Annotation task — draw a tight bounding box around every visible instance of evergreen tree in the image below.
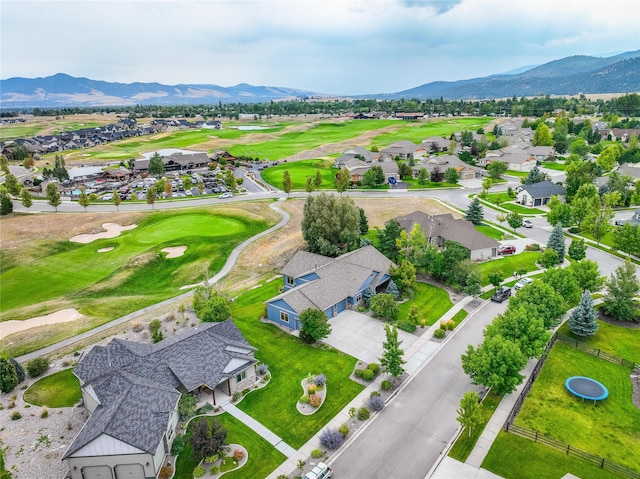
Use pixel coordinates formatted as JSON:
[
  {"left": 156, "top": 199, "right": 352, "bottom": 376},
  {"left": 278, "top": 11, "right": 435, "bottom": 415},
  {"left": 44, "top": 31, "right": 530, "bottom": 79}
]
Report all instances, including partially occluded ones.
[
  {"left": 0, "top": 191, "right": 13, "bottom": 215},
  {"left": 569, "top": 290, "right": 598, "bottom": 337},
  {"left": 0, "top": 355, "right": 19, "bottom": 393},
  {"left": 547, "top": 223, "right": 565, "bottom": 263},
  {"left": 282, "top": 170, "right": 292, "bottom": 196},
  {"left": 464, "top": 197, "right": 484, "bottom": 225},
  {"left": 359, "top": 207, "right": 369, "bottom": 234},
  {"left": 9, "top": 358, "right": 25, "bottom": 384},
  {"left": 377, "top": 220, "right": 402, "bottom": 261},
  {"left": 567, "top": 238, "right": 586, "bottom": 261},
  {"left": 305, "top": 176, "right": 313, "bottom": 193},
  {"left": 362, "top": 285, "right": 375, "bottom": 306},
  {"left": 524, "top": 166, "right": 547, "bottom": 184},
  {"left": 379, "top": 324, "right": 405, "bottom": 381},
  {"left": 148, "top": 152, "right": 165, "bottom": 176},
  {"left": 51, "top": 155, "right": 70, "bottom": 182},
  {"left": 386, "top": 279, "right": 400, "bottom": 300}
]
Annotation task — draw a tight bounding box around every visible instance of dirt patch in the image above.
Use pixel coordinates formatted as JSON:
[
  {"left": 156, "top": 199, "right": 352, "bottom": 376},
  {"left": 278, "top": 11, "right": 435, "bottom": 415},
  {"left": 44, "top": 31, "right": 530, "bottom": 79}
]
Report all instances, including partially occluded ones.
[
  {"left": 162, "top": 246, "right": 187, "bottom": 258},
  {"left": 0, "top": 308, "right": 83, "bottom": 338},
  {"left": 70, "top": 223, "right": 137, "bottom": 243}
]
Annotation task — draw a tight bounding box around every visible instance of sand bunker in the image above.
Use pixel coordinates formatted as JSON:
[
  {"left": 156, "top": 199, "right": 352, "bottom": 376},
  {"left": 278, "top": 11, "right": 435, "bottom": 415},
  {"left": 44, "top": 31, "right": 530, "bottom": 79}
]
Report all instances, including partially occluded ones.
[
  {"left": 97, "top": 246, "right": 114, "bottom": 253},
  {"left": 70, "top": 223, "right": 137, "bottom": 244},
  {"left": 162, "top": 246, "right": 187, "bottom": 258},
  {"left": 0, "top": 308, "right": 83, "bottom": 338}
]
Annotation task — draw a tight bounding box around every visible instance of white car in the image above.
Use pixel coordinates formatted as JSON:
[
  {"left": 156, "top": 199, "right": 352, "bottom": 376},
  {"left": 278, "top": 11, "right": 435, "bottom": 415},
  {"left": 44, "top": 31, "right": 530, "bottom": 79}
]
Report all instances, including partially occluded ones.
[
  {"left": 514, "top": 277, "right": 533, "bottom": 290},
  {"left": 523, "top": 219, "right": 533, "bottom": 228},
  {"left": 304, "top": 463, "right": 332, "bottom": 479},
  {"left": 219, "top": 192, "right": 233, "bottom": 199}
]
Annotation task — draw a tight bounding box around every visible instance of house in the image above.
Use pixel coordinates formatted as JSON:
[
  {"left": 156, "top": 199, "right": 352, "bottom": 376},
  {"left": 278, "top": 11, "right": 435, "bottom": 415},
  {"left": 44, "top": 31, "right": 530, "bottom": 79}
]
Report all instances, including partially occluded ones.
[
  {"left": 394, "top": 211, "right": 498, "bottom": 260},
  {"left": 412, "top": 155, "right": 484, "bottom": 181},
  {"left": 618, "top": 162, "right": 640, "bottom": 181},
  {"left": 381, "top": 140, "right": 419, "bottom": 160},
  {"left": 421, "top": 136, "right": 449, "bottom": 153},
  {"left": 133, "top": 152, "right": 210, "bottom": 172},
  {"left": 63, "top": 320, "right": 257, "bottom": 479},
  {"left": 265, "top": 246, "right": 394, "bottom": 330},
  {"left": 333, "top": 146, "right": 378, "bottom": 168},
  {"left": 615, "top": 207, "right": 640, "bottom": 227},
  {"left": 516, "top": 181, "right": 567, "bottom": 207},
  {"left": 485, "top": 148, "right": 536, "bottom": 172}
]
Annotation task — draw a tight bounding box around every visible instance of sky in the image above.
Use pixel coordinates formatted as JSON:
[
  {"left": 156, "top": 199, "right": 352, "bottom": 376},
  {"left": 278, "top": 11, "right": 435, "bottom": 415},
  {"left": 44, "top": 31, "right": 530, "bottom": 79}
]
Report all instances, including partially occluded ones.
[{"left": 1, "top": 0, "right": 639, "bottom": 95}]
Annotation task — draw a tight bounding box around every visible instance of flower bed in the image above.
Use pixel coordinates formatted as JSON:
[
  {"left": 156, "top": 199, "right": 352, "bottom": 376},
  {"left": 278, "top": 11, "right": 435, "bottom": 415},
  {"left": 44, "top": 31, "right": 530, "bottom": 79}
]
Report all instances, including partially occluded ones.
[{"left": 297, "top": 373, "right": 327, "bottom": 415}]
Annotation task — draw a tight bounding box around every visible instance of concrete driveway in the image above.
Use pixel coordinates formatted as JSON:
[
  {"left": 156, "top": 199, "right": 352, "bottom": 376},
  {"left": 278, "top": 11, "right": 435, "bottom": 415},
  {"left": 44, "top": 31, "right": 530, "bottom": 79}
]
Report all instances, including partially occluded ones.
[{"left": 323, "top": 310, "right": 419, "bottom": 364}]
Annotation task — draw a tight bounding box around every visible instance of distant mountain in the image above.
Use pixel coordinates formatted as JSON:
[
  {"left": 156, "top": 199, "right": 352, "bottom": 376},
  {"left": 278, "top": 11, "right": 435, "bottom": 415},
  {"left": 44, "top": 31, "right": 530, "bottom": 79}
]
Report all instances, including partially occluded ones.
[
  {"left": 375, "top": 51, "right": 640, "bottom": 100},
  {"left": 0, "top": 73, "right": 320, "bottom": 108},
  {"left": 1, "top": 51, "right": 639, "bottom": 108}
]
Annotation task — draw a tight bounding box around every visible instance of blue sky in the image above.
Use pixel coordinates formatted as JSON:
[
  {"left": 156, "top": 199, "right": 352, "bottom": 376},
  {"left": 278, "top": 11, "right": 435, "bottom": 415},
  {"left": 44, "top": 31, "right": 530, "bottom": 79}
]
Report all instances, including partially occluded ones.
[{"left": 1, "top": 0, "right": 639, "bottom": 95}]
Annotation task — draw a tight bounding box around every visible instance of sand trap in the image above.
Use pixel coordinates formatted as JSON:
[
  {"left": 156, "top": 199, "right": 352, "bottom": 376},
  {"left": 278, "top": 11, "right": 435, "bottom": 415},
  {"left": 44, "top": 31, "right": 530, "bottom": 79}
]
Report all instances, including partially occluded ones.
[
  {"left": 0, "top": 308, "right": 83, "bottom": 338},
  {"left": 162, "top": 246, "right": 187, "bottom": 258},
  {"left": 70, "top": 223, "right": 137, "bottom": 244},
  {"left": 97, "top": 246, "right": 114, "bottom": 253}
]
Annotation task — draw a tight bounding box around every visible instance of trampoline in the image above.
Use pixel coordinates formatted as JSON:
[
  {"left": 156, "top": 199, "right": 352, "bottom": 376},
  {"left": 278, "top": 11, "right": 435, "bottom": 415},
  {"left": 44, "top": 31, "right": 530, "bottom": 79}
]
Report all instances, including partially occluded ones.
[{"left": 565, "top": 376, "right": 608, "bottom": 404}]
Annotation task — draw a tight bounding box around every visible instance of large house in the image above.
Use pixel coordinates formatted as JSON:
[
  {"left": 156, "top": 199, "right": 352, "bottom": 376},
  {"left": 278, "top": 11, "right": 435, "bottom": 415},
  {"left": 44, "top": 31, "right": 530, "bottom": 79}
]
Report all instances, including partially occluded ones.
[
  {"left": 133, "top": 151, "right": 210, "bottom": 173},
  {"left": 63, "top": 320, "right": 257, "bottom": 479},
  {"left": 394, "top": 211, "right": 498, "bottom": 260},
  {"left": 265, "top": 246, "right": 394, "bottom": 330},
  {"left": 516, "top": 181, "right": 567, "bottom": 207}
]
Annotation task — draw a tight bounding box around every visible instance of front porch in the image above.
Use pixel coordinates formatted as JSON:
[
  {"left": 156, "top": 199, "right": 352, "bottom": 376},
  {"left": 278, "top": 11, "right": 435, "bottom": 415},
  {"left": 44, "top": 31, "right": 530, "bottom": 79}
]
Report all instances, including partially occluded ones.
[{"left": 195, "top": 382, "right": 232, "bottom": 409}]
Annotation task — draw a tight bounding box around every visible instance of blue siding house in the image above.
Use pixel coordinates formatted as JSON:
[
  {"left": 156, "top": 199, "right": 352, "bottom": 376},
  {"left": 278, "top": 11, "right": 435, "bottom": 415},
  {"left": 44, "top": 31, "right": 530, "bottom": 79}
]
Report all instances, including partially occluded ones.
[{"left": 265, "top": 245, "right": 394, "bottom": 331}]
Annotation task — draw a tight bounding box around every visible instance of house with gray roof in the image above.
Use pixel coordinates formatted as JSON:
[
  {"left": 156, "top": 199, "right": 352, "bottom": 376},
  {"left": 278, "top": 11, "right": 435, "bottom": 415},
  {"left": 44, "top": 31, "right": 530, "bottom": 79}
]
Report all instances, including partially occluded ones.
[
  {"left": 516, "top": 180, "right": 567, "bottom": 207},
  {"left": 381, "top": 140, "right": 419, "bottom": 160},
  {"left": 133, "top": 151, "right": 210, "bottom": 172},
  {"left": 265, "top": 246, "right": 394, "bottom": 330},
  {"left": 63, "top": 320, "right": 257, "bottom": 479},
  {"left": 394, "top": 211, "right": 498, "bottom": 260}
]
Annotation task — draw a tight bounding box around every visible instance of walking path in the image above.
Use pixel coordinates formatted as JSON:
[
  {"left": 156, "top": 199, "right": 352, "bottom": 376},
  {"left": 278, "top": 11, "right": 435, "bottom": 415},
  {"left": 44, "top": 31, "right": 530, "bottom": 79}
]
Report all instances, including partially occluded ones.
[{"left": 15, "top": 200, "right": 290, "bottom": 363}]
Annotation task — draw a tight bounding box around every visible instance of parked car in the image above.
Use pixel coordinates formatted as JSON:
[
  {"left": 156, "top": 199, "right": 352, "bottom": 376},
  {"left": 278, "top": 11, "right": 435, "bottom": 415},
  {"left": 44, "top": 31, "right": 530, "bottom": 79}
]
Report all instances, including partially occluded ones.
[
  {"left": 304, "top": 463, "right": 332, "bottom": 479},
  {"left": 523, "top": 219, "right": 533, "bottom": 228},
  {"left": 514, "top": 277, "right": 534, "bottom": 290},
  {"left": 490, "top": 286, "right": 512, "bottom": 303},
  {"left": 219, "top": 192, "right": 233, "bottom": 199},
  {"left": 498, "top": 245, "right": 516, "bottom": 255}
]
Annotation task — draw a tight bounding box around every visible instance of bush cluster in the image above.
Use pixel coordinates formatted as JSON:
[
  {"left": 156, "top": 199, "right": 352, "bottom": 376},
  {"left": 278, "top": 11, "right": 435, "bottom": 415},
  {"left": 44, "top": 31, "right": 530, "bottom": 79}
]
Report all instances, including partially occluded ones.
[
  {"left": 308, "top": 394, "right": 322, "bottom": 407},
  {"left": 233, "top": 449, "right": 245, "bottom": 460},
  {"left": 299, "top": 395, "right": 310, "bottom": 404},
  {"left": 397, "top": 320, "right": 417, "bottom": 333},
  {"left": 310, "top": 449, "right": 324, "bottom": 459},
  {"left": 26, "top": 357, "right": 49, "bottom": 378},
  {"left": 338, "top": 424, "right": 349, "bottom": 438},
  {"left": 434, "top": 328, "right": 446, "bottom": 339},
  {"left": 170, "top": 435, "right": 187, "bottom": 456},
  {"left": 307, "top": 384, "right": 316, "bottom": 395},
  {"left": 313, "top": 373, "right": 326, "bottom": 387},
  {"left": 357, "top": 406, "right": 370, "bottom": 420},
  {"left": 381, "top": 380, "right": 392, "bottom": 391},
  {"left": 524, "top": 243, "right": 541, "bottom": 251},
  {"left": 193, "top": 465, "right": 206, "bottom": 478},
  {"left": 368, "top": 395, "right": 385, "bottom": 412},
  {"left": 319, "top": 428, "right": 344, "bottom": 450},
  {"left": 149, "top": 319, "right": 163, "bottom": 343}
]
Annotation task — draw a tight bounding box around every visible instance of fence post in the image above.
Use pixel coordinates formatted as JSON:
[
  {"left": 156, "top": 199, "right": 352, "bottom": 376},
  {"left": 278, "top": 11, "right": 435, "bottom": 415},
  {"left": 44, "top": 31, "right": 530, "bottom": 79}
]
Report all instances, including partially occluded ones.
[
  {"left": 566, "top": 444, "right": 570, "bottom": 455},
  {"left": 597, "top": 349, "right": 600, "bottom": 357},
  {"left": 535, "top": 431, "right": 538, "bottom": 442},
  {"left": 601, "top": 458, "right": 605, "bottom": 468}
]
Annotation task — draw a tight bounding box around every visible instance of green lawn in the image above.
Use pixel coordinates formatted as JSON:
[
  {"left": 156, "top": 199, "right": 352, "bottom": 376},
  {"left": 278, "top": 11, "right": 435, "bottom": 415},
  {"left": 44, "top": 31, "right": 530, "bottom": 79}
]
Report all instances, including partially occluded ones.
[
  {"left": 514, "top": 342, "right": 640, "bottom": 472},
  {"left": 230, "top": 280, "right": 364, "bottom": 449},
  {"left": 449, "top": 392, "right": 502, "bottom": 462},
  {"left": 557, "top": 320, "right": 640, "bottom": 365},
  {"left": 541, "top": 161, "right": 567, "bottom": 171},
  {"left": 505, "top": 170, "right": 529, "bottom": 177},
  {"left": 475, "top": 224, "right": 507, "bottom": 240},
  {"left": 482, "top": 431, "right": 626, "bottom": 479},
  {"left": 0, "top": 206, "right": 275, "bottom": 357},
  {"left": 23, "top": 369, "right": 81, "bottom": 408},
  {"left": 577, "top": 230, "right": 616, "bottom": 248},
  {"left": 174, "top": 413, "right": 285, "bottom": 479},
  {"left": 449, "top": 309, "right": 468, "bottom": 328},
  {"left": 370, "top": 118, "right": 489, "bottom": 146},
  {"left": 477, "top": 252, "right": 542, "bottom": 286},
  {"left": 397, "top": 281, "right": 453, "bottom": 326},
  {"left": 260, "top": 159, "right": 335, "bottom": 190},
  {"left": 480, "top": 195, "right": 544, "bottom": 215}
]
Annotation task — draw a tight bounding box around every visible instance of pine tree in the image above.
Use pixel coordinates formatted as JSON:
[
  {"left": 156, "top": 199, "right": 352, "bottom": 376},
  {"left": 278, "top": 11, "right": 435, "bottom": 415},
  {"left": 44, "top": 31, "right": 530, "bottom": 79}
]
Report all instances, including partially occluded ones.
[
  {"left": 282, "top": 170, "right": 292, "bottom": 196},
  {"left": 362, "top": 285, "right": 375, "bottom": 306},
  {"left": 569, "top": 290, "right": 598, "bottom": 337},
  {"left": 386, "top": 279, "right": 400, "bottom": 300},
  {"left": 547, "top": 223, "right": 565, "bottom": 263},
  {"left": 464, "top": 197, "right": 484, "bottom": 225},
  {"left": 0, "top": 355, "right": 19, "bottom": 393},
  {"left": 359, "top": 207, "right": 369, "bottom": 235}
]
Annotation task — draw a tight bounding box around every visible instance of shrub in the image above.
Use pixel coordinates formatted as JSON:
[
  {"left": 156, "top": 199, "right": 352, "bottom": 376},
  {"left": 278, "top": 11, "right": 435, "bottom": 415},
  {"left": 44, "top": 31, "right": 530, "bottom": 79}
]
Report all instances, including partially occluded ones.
[
  {"left": 367, "top": 363, "right": 380, "bottom": 375},
  {"left": 40, "top": 406, "right": 49, "bottom": 418},
  {"left": 257, "top": 363, "right": 269, "bottom": 375},
  {"left": 310, "top": 449, "right": 324, "bottom": 459},
  {"left": 178, "top": 393, "right": 197, "bottom": 420},
  {"left": 319, "top": 428, "right": 344, "bottom": 450},
  {"left": 440, "top": 320, "right": 448, "bottom": 329},
  {"left": 149, "top": 319, "right": 163, "bottom": 343},
  {"left": 354, "top": 368, "right": 365, "bottom": 378},
  {"left": 308, "top": 394, "right": 322, "bottom": 407},
  {"left": 370, "top": 390, "right": 380, "bottom": 397},
  {"left": 299, "top": 395, "right": 310, "bottom": 404},
  {"left": 205, "top": 454, "right": 219, "bottom": 463},
  {"left": 357, "top": 406, "right": 370, "bottom": 420},
  {"left": 26, "top": 357, "right": 49, "bottom": 378},
  {"left": 263, "top": 372, "right": 271, "bottom": 382},
  {"left": 368, "top": 395, "right": 385, "bottom": 412},
  {"left": 524, "top": 243, "right": 541, "bottom": 251},
  {"left": 232, "top": 392, "right": 242, "bottom": 402},
  {"left": 307, "top": 384, "right": 316, "bottom": 395},
  {"left": 381, "top": 380, "right": 392, "bottom": 391},
  {"left": 158, "top": 466, "right": 173, "bottom": 479},
  {"left": 170, "top": 435, "right": 187, "bottom": 456},
  {"left": 446, "top": 320, "right": 455, "bottom": 330},
  {"left": 362, "top": 369, "right": 374, "bottom": 381},
  {"left": 397, "top": 320, "right": 417, "bottom": 333},
  {"left": 338, "top": 424, "right": 349, "bottom": 438},
  {"left": 210, "top": 465, "right": 220, "bottom": 475},
  {"left": 132, "top": 321, "right": 144, "bottom": 333},
  {"left": 10, "top": 358, "right": 25, "bottom": 384},
  {"left": 313, "top": 373, "right": 326, "bottom": 387},
  {"left": 11, "top": 411, "right": 21, "bottom": 420},
  {"left": 348, "top": 407, "right": 356, "bottom": 418},
  {"left": 193, "top": 465, "right": 206, "bottom": 478},
  {"left": 434, "top": 328, "right": 446, "bottom": 339},
  {"left": 233, "top": 449, "right": 245, "bottom": 460},
  {"left": 568, "top": 227, "right": 580, "bottom": 234}
]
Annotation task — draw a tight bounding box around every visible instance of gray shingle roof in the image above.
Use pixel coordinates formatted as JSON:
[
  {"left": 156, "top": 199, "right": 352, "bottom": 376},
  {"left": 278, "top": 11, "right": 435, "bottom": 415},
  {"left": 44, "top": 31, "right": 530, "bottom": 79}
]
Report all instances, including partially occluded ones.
[
  {"left": 520, "top": 180, "right": 566, "bottom": 198},
  {"left": 67, "top": 320, "right": 256, "bottom": 458}
]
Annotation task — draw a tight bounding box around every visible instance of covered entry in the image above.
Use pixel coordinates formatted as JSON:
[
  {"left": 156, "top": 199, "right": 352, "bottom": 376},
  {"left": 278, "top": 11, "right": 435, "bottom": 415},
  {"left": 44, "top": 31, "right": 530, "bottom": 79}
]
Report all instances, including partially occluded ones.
[{"left": 114, "top": 464, "right": 145, "bottom": 479}]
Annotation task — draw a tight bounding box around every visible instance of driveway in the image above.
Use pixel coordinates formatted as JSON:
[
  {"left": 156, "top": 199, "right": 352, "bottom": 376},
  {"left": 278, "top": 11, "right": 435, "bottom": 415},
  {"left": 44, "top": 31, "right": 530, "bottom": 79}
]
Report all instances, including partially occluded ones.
[{"left": 323, "top": 310, "right": 419, "bottom": 364}]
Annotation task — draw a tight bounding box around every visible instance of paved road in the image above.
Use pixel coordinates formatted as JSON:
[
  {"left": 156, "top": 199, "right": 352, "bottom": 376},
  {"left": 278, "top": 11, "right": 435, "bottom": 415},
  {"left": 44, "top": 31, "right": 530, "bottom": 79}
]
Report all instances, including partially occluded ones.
[{"left": 331, "top": 299, "right": 508, "bottom": 479}]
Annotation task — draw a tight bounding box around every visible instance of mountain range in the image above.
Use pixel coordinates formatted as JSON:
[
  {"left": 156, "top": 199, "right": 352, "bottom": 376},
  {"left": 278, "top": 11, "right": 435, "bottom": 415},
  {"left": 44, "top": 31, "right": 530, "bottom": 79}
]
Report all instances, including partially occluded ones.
[{"left": 1, "top": 51, "right": 639, "bottom": 109}]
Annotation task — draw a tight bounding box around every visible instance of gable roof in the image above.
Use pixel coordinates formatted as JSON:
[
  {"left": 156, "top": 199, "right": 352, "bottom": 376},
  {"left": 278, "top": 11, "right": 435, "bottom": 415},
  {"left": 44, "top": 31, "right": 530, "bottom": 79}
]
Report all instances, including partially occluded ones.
[
  {"left": 395, "top": 211, "right": 499, "bottom": 251},
  {"left": 66, "top": 320, "right": 256, "bottom": 458},
  {"left": 520, "top": 180, "right": 566, "bottom": 199},
  {"left": 270, "top": 245, "right": 393, "bottom": 313}
]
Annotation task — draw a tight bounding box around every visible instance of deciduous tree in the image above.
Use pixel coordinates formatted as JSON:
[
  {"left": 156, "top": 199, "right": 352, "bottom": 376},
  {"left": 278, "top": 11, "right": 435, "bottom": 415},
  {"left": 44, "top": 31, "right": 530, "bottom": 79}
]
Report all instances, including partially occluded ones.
[
  {"left": 509, "top": 281, "right": 566, "bottom": 329},
  {"left": 313, "top": 169, "right": 323, "bottom": 189},
  {"left": 282, "top": 170, "right": 292, "bottom": 196},
  {"left": 46, "top": 182, "right": 61, "bottom": 211},
  {"left": 444, "top": 167, "right": 459, "bottom": 184},
  {"left": 78, "top": 187, "right": 90, "bottom": 212},
  {"left": 524, "top": 166, "right": 547, "bottom": 185},
  {"left": 193, "top": 286, "right": 231, "bottom": 323},
  {"left": 567, "top": 238, "right": 586, "bottom": 261},
  {"left": 20, "top": 187, "right": 32, "bottom": 209},
  {"left": 389, "top": 260, "right": 416, "bottom": 296},
  {"left": 532, "top": 123, "right": 554, "bottom": 146},
  {"left": 377, "top": 220, "right": 402, "bottom": 261},
  {"left": 613, "top": 223, "right": 640, "bottom": 257},
  {"left": 506, "top": 211, "right": 523, "bottom": 233},
  {"left": 417, "top": 168, "right": 429, "bottom": 185},
  {"left": 188, "top": 418, "right": 227, "bottom": 461},
  {"left": 379, "top": 324, "right": 405, "bottom": 380},
  {"left": 334, "top": 167, "right": 350, "bottom": 193},
  {"left": 148, "top": 152, "right": 165, "bottom": 176},
  {"left": 457, "top": 391, "right": 483, "bottom": 437},
  {"left": 568, "top": 260, "right": 605, "bottom": 293},
  {"left": 369, "top": 293, "right": 398, "bottom": 321},
  {"left": 146, "top": 188, "right": 157, "bottom": 209},
  {"left": 299, "top": 308, "right": 331, "bottom": 344},
  {"left": 486, "top": 161, "right": 507, "bottom": 179},
  {"left": 3, "top": 174, "right": 21, "bottom": 196},
  {"left": 302, "top": 193, "right": 360, "bottom": 257},
  {"left": 485, "top": 305, "right": 550, "bottom": 359},
  {"left": 112, "top": 190, "right": 122, "bottom": 210},
  {"left": 602, "top": 259, "right": 640, "bottom": 322},
  {"left": 0, "top": 190, "right": 14, "bottom": 215}
]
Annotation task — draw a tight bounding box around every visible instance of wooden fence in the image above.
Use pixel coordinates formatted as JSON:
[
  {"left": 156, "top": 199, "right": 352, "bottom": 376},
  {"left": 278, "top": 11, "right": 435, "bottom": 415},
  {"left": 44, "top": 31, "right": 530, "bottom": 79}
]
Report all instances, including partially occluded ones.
[{"left": 556, "top": 333, "right": 639, "bottom": 370}]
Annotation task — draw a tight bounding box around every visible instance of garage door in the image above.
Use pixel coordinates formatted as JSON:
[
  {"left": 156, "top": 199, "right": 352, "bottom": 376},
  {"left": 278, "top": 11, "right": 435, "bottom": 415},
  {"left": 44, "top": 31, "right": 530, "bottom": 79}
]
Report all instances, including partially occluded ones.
[
  {"left": 114, "top": 464, "right": 145, "bottom": 479},
  {"left": 81, "top": 465, "right": 113, "bottom": 479}
]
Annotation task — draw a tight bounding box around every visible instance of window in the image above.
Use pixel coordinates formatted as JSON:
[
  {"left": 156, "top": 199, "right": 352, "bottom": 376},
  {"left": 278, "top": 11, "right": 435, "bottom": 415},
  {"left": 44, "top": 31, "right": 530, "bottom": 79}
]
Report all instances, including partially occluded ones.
[
  {"left": 236, "top": 371, "right": 246, "bottom": 383},
  {"left": 286, "top": 275, "right": 294, "bottom": 286},
  {"left": 355, "top": 294, "right": 362, "bottom": 303},
  {"left": 280, "top": 311, "right": 289, "bottom": 324}
]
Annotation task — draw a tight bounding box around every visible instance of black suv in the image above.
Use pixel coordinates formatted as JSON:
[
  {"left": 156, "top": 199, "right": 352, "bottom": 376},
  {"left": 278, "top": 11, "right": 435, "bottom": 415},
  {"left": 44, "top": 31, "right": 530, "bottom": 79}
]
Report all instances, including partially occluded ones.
[{"left": 490, "top": 286, "right": 511, "bottom": 303}]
